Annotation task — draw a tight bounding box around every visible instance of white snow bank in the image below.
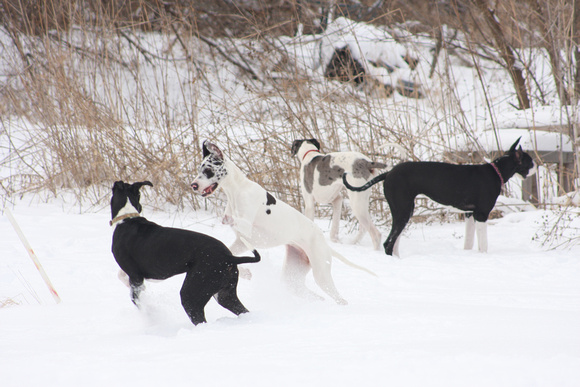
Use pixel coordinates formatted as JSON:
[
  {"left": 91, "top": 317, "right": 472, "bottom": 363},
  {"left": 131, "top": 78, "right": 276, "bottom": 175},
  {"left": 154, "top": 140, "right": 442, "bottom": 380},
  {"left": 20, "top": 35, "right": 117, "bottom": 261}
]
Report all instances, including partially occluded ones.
[
  {"left": 552, "top": 190, "right": 580, "bottom": 206},
  {"left": 491, "top": 106, "right": 579, "bottom": 131},
  {"left": 455, "top": 128, "right": 573, "bottom": 153}
]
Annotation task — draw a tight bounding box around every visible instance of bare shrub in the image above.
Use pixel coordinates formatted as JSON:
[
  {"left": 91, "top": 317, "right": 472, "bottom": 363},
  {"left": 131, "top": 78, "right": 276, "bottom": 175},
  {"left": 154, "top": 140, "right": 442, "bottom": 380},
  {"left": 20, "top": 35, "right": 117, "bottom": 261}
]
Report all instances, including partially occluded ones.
[{"left": 0, "top": 0, "right": 578, "bottom": 246}]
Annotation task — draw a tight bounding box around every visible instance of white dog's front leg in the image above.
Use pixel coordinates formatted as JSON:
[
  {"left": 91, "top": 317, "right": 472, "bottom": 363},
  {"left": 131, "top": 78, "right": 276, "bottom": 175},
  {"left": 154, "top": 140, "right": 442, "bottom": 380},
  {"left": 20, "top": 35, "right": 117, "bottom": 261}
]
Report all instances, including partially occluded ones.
[
  {"left": 229, "top": 236, "right": 249, "bottom": 255},
  {"left": 475, "top": 221, "right": 488, "bottom": 253},
  {"left": 117, "top": 269, "right": 131, "bottom": 288},
  {"left": 464, "top": 215, "right": 475, "bottom": 250},
  {"left": 222, "top": 200, "right": 234, "bottom": 225}
]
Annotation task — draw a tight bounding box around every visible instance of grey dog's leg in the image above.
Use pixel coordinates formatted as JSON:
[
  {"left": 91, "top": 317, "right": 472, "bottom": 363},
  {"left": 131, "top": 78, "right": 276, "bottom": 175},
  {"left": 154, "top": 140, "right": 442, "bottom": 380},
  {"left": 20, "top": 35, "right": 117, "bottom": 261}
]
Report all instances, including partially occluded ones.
[
  {"left": 349, "top": 190, "right": 381, "bottom": 250},
  {"left": 329, "top": 195, "right": 343, "bottom": 243}
]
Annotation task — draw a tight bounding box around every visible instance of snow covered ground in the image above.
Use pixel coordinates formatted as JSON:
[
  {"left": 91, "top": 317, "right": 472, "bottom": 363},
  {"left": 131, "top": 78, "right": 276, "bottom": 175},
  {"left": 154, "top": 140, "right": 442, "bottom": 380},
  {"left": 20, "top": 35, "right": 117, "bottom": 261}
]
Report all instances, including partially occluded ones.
[
  {"left": 1, "top": 197, "right": 579, "bottom": 387},
  {"left": 1, "top": 13, "right": 579, "bottom": 387}
]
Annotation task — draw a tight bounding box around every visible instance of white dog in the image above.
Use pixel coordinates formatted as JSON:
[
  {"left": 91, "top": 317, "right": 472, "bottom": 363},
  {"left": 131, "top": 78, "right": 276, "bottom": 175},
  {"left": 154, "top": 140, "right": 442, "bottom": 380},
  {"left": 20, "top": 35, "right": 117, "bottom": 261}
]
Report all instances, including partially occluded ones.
[
  {"left": 191, "top": 141, "right": 375, "bottom": 305},
  {"left": 291, "top": 139, "right": 404, "bottom": 250}
]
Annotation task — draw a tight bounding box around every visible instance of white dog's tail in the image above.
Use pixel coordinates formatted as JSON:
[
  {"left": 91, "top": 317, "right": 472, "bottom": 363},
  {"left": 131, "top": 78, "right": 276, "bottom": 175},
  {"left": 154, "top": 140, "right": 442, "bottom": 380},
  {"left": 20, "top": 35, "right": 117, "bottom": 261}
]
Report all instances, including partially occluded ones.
[
  {"left": 379, "top": 142, "right": 407, "bottom": 159},
  {"left": 331, "top": 249, "right": 377, "bottom": 277}
]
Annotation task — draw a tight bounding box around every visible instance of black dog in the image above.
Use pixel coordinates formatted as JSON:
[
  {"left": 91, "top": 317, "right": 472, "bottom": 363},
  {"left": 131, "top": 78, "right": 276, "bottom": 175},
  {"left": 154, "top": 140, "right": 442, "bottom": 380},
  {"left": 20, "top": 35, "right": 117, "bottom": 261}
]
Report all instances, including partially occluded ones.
[
  {"left": 110, "top": 180, "right": 260, "bottom": 325},
  {"left": 343, "top": 138, "right": 535, "bottom": 256}
]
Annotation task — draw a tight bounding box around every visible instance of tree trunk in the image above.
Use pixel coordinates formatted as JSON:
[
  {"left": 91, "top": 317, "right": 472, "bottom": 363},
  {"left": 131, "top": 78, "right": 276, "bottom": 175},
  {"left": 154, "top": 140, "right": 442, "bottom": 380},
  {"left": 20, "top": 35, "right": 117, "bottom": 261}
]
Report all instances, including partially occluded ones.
[
  {"left": 472, "top": 0, "right": 531, "bottom": 109},
  {"left": 573, "top": 0, "right": 580, "bottom": 99},
  {"left": 529, "top": 0, "right": 570, "bottom": 105},
  {"left": 572, "top": 0, "right": 580, "bottom": 189}
]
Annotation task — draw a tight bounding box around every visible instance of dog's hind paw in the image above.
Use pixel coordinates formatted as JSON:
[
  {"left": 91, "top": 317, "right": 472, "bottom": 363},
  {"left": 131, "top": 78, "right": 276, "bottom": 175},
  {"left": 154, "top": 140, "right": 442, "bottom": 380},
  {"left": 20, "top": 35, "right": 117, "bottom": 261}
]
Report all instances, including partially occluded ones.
[
  {"left": 222, "top": 215, "right": 234, "bottom": 225},
  {"left": 239, "top": 267, "right": 252, "bottom": 280}
]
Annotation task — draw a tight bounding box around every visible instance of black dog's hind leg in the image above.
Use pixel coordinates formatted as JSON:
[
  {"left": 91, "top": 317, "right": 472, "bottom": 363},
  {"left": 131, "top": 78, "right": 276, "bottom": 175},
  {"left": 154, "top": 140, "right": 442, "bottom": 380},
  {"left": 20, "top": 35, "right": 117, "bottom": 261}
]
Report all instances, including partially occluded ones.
[
  {"left": 180, "top": 271, "right": 220, "bottom": 325},
  {"left": 215, "top": 267, "right": 249, "bottom": 316},
  {"left": 129, "top": 277, "right": 145, "bottom": 307},
  {"left": 384, "top": 196, "right": 415, "bottom": 256}
]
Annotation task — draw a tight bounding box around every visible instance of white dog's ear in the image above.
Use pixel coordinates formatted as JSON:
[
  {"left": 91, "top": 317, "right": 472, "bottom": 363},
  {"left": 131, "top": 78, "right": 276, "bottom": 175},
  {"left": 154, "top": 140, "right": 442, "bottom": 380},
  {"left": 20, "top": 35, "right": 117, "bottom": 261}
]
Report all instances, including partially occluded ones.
[{"left": 203, "top": 140, "right": 224, "bottom": 160}]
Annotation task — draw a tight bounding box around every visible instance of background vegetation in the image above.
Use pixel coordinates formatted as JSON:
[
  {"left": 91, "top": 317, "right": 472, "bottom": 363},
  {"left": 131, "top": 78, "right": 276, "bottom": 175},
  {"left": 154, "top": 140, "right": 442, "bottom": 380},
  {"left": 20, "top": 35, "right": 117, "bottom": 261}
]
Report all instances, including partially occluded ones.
[{"left": 1, "top": 1, "right": 578, "bottom": 242}]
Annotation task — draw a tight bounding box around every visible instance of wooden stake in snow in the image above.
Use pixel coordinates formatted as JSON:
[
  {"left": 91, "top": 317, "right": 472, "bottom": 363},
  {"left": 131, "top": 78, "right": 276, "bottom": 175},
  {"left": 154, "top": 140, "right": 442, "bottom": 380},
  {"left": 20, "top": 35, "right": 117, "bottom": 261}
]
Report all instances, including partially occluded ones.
[{"left": 4, "top": 208, "right": 62, "bottom": 304}]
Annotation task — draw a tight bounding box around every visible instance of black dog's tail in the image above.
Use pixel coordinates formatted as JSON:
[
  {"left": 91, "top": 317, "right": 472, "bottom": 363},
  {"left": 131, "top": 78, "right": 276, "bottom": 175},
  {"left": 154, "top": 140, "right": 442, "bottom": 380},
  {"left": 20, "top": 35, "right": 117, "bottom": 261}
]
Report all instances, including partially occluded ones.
[
  {"left": 228, "top": 249, "right": 261, "bottom": 265},
  {"left": 342, "top": 171, "right": 389, "bottom": 192}
]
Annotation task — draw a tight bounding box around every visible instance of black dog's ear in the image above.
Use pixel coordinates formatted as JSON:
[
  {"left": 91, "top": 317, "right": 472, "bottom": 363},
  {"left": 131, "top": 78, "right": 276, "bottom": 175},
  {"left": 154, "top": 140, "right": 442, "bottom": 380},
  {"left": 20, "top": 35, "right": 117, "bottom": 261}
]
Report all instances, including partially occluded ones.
[
  {"left": 515, "top": 146, "right": 525, "bottom": 162},
  {"left": 133, "top": 181, "right": 153, "bottom": 190},
  {"left": 203, "top": 140, "right": 224, "bottom": 160},
  {"left": 509, "top": 137, "right": 522, "bottom": 153},
  {"left": 308, "top": 138, "right": 321, "bottom": 150},
  {"left": 113, "top": 181, "right": 126, "bottom": 191}
]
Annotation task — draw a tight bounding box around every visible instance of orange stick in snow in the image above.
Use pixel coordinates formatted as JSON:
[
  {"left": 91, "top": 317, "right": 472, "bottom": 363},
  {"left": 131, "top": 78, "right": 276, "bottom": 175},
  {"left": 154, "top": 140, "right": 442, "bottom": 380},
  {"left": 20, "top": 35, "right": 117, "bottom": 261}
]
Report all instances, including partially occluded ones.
[{"left": 4, "top": 208, "right": 62, "bottom": 304}]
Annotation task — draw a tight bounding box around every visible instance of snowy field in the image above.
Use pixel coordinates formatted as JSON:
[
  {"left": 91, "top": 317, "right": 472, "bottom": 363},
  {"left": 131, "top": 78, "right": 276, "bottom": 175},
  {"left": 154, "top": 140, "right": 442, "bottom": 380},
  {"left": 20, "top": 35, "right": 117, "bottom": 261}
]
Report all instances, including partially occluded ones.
[
  {"left": 1, "top": 196, "right": 579, "bottom": 387},
  {"left": 1, "top": 13, "right": 579, "bottom": 387}
]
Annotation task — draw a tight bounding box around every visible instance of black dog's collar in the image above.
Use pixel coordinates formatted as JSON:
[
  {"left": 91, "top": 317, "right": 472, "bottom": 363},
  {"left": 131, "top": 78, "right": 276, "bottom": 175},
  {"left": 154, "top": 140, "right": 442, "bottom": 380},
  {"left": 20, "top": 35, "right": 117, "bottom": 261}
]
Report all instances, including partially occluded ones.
[
  {"left": 110, "top": 213, "right": 140, "bottom": 226},
  {"left": 490, "top": 162, "right": 504, "bottom": 186}
]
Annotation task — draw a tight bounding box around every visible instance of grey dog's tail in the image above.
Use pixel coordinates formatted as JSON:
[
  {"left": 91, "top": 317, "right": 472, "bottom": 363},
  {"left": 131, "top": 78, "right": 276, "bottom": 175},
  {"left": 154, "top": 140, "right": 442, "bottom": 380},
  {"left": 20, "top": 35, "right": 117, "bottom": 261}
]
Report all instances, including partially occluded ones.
[
  {"left": 228, "top": 249, "right": 261, "bottom": 265},
  {"left": 342, "top": 171, "right": 389, "bottom": 192}
]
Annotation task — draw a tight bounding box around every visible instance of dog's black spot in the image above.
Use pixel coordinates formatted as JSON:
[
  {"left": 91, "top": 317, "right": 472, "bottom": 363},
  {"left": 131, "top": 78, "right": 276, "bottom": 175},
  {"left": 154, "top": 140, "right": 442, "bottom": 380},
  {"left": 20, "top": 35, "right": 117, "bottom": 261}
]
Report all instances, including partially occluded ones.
[
  {"left": 266, "top": 192, "right": 276, "bottom": 206},
  {"left": 303, "top": 155, "right": 343, "bottom": 193},
  {"left": 203, "top": 168, "right": 214, "bottom": 178},
  {"left": 266, "top": 209, "right": 271, "bottom": 215},
  {"left": 352, "top": 159, "right": 371, "bottom": 180},
  {"left": 317, "top": 156, "right": 344, "bottom": 186},
  {"left": 303, "top": 156, "right": 319, "bottom": 193},
  {"left": 351, "top": 159, "right": 388, "bottom": 180}
]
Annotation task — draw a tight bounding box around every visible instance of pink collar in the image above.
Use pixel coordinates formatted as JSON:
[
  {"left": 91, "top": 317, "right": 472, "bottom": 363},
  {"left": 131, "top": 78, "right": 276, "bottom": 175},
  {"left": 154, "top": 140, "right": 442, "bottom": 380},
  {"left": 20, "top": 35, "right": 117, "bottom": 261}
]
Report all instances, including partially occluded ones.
[
  {"left": 490, "top": 162, "right": 504, "bottom": 186},
  {"left": 302, "top": 149, "right": 320, "bottom": 160}
]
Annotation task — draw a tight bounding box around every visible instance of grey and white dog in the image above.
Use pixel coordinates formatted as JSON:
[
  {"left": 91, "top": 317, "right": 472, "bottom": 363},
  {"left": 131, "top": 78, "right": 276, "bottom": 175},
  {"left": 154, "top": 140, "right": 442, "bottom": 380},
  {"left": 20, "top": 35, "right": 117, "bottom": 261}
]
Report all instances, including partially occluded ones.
[{"left": 291, "top": 139, "right": 403, "bottom": 250}]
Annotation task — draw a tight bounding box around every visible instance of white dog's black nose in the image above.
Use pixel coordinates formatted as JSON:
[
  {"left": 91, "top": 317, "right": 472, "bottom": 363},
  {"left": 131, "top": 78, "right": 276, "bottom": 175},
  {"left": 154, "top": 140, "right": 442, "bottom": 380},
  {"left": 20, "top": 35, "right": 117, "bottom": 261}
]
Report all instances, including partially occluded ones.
[{"left": 191, "top": 182, "right": 199, "bottom": 191}]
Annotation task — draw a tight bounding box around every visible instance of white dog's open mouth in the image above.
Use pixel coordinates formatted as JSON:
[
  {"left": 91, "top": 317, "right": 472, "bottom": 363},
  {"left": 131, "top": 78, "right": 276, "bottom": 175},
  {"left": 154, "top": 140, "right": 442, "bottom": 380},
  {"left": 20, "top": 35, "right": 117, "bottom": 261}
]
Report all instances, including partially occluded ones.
[{"left": 201, "top": 183, "right": 218, "bottom": 197}]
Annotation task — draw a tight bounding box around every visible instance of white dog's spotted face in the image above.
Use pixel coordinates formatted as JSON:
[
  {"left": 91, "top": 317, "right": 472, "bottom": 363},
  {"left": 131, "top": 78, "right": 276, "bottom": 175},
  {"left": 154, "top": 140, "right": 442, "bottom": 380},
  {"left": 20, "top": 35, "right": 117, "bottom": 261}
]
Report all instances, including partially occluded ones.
[{"left": 191, "top": 141, "right": 228, "bottom": 197}]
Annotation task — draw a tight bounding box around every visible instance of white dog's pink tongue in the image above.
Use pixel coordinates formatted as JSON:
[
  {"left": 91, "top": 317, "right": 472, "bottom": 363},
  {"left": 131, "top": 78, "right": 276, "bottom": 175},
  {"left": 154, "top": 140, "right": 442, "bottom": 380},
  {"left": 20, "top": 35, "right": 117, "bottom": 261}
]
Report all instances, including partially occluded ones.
[{"left": 202, "top": 183, "right": 217, "bottom": 196}]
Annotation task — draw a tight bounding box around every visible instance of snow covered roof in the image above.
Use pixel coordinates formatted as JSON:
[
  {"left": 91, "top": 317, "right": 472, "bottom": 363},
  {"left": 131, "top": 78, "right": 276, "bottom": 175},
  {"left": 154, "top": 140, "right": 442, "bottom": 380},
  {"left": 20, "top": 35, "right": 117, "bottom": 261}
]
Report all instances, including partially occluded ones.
[
  {"left": 319, "top": 17, "right": 420, "bottom": 87},
  {"left": 321, "top": 17, "right": 412, "bottom": 69},
  {"left": 455, "top": 128, "right": 573, "bottom": 153},
  {"left": 487, "top": 106, "right": 579, "bottom": 131}
]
